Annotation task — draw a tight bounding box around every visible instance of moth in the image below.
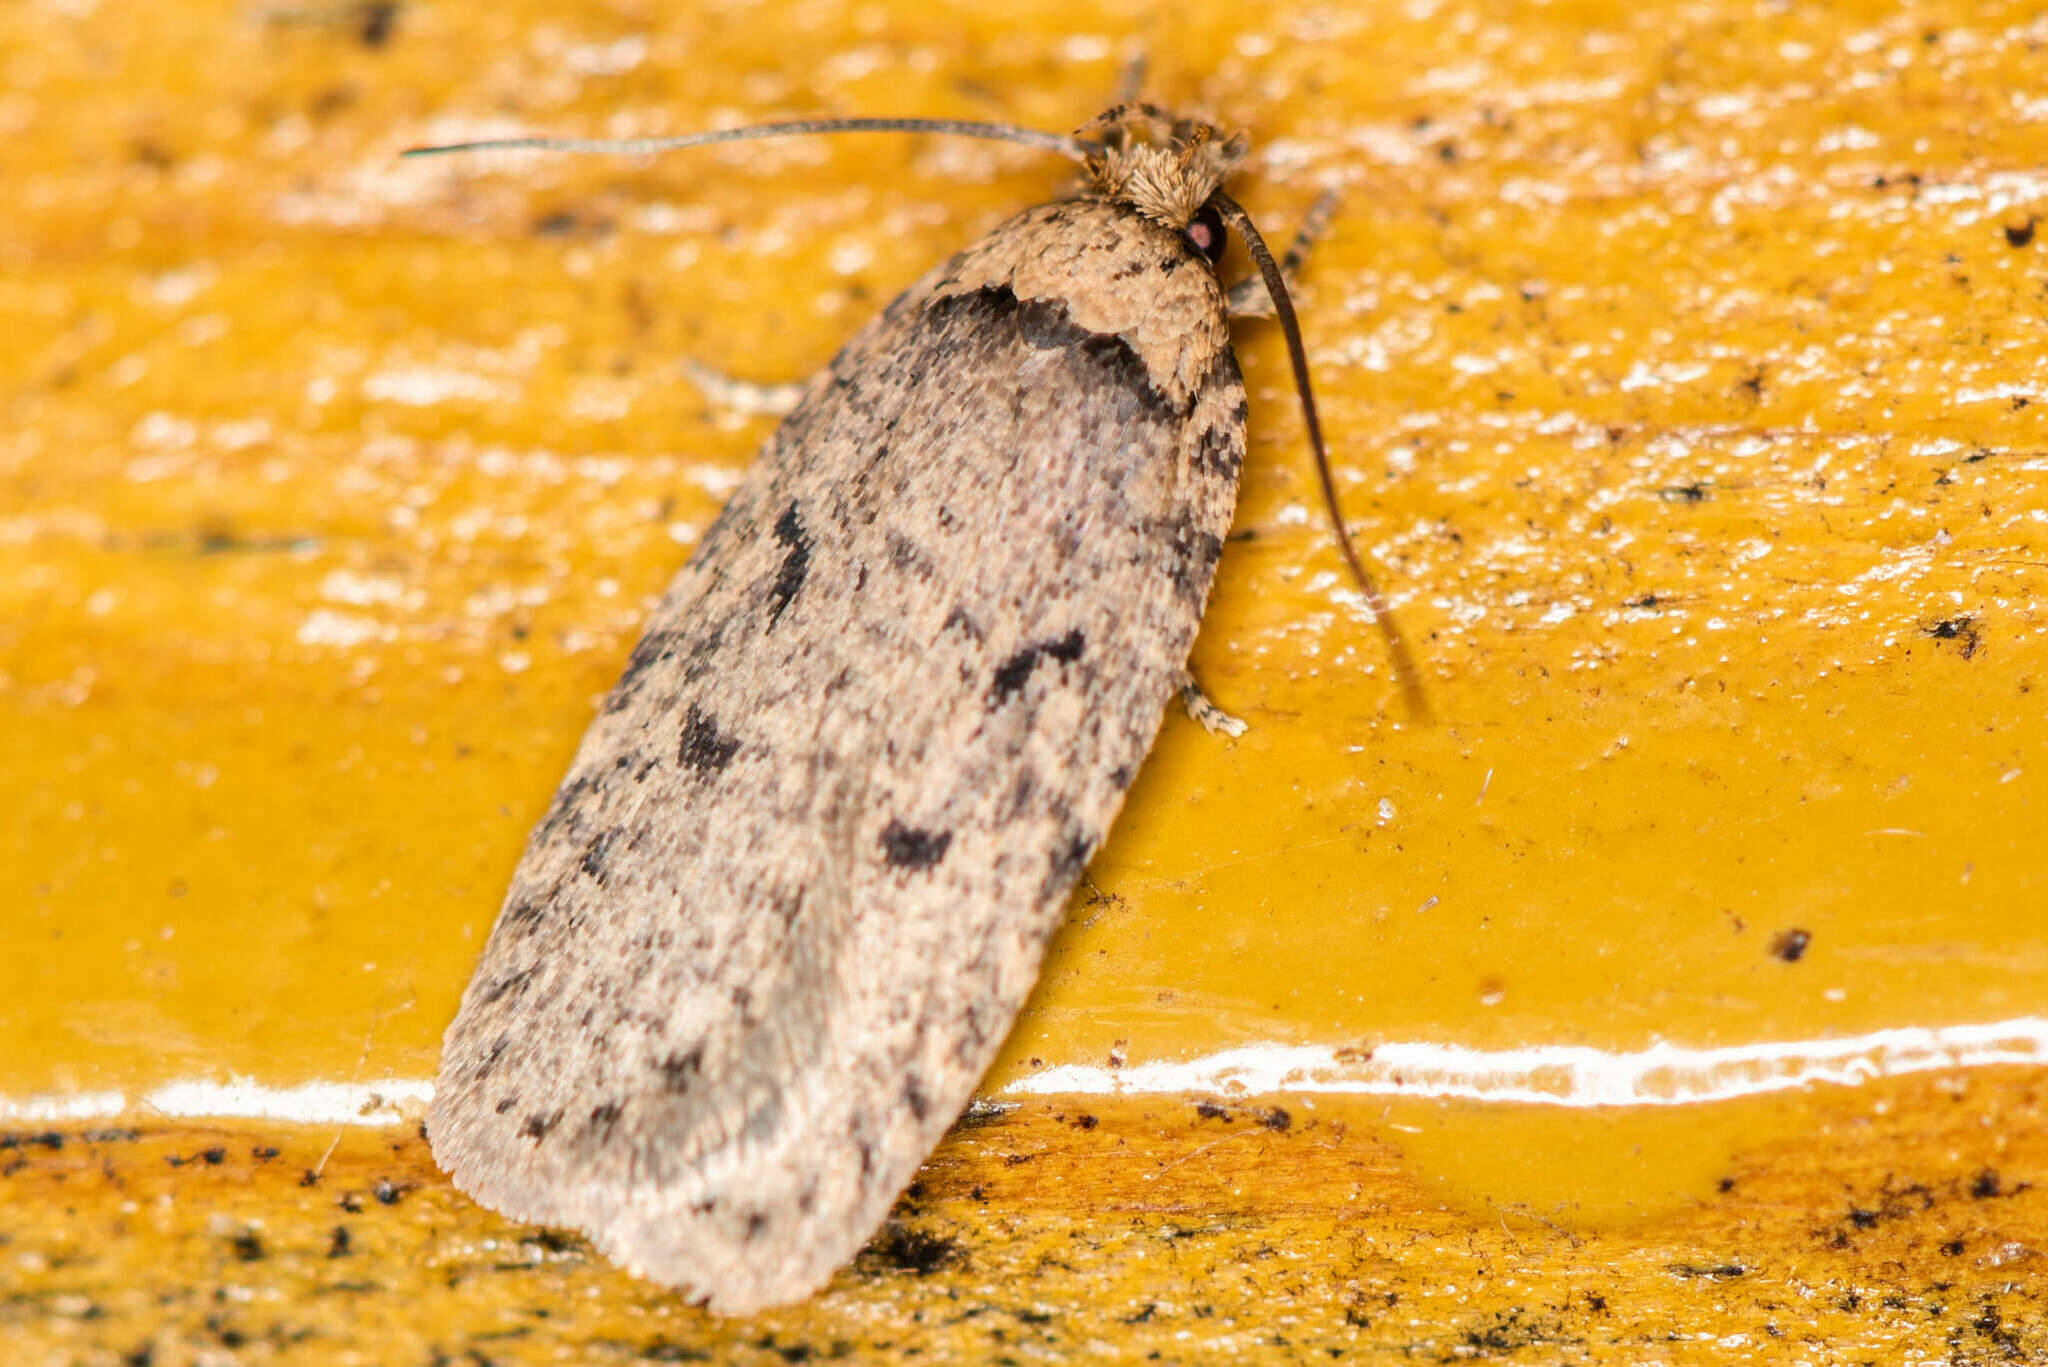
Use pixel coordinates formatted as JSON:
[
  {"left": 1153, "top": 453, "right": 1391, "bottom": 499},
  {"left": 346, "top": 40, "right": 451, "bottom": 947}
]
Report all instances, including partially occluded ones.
[{"left": 412, "top": 102, "right": 1418, "bottom": 1313}]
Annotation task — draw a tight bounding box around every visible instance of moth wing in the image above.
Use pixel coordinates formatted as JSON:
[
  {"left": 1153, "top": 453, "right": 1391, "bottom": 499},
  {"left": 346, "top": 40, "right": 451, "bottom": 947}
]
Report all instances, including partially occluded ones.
[{"left": 429, "top": 200, "right": 1248, "bottom": 1312}]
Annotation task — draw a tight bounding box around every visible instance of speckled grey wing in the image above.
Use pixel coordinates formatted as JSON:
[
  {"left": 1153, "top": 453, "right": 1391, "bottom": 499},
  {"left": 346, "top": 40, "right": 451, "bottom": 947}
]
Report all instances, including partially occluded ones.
[{"left": 428, "top": 199, "right": 1247, "bottom": 1313}]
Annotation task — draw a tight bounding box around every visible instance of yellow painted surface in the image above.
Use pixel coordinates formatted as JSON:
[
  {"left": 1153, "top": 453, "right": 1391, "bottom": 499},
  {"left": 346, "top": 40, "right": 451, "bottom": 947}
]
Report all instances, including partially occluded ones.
[
  {"left": 4, "top": 0, "right": 2047, "bottom": 1355},
  {"left": 6, "top": 1076, "right": 2048, "bottom": 1362}
]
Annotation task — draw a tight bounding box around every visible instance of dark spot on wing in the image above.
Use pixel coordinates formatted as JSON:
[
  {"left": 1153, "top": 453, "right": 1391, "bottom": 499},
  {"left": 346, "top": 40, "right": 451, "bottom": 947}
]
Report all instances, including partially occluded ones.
[
  {"left": 678, "top": 705, "right": 740, "bottom": 776},
  {"left": 880, "top": 819, "right": 952, "bottom": 871},
  {"left": 746, "top": 1211, "right": 770, "bottom": 1241},
  {"left": 658, "top": 1046, "right": 704, "bottom": 1094},
  {"left": 1161, "top": 512, "right": 1224, "bottom": 605},
  {"left": 927, "top": 286, "right": 1186, "bottom": 423},
  {"left": 1195, "top": 419, "right": 1243, "bottom": 477},
  {"left": 607, "top": 630, "right": 681, "bottom": 713},
  {"left": 477, "top": 1035, "right": 510, "bottom": 1076},
  {"left": 501, "top": 899, "right": 543, "bottom": 932},
  {"left": 478, "top": 967, "right": 533, "bottom": 1005},
  {"left": 887, "top": 532, "right": 926, "bottom": 572},
  {"left": 989, "top": 629, "right": 1086, "bottom": 704},
  {"left": 1004, "top": 768, "right": 1039, "bottom": 818},
  {"left": 828, "top": 369, "right": 875, "bottom": 419},
  {"left": 1041, "top": 830, "right": 1097, "bottom": 901},
  {"left": 680, "top": 618, "right": 729, "bottom": 684},
  {"left": 990, "top": 648, "right": 1037, "bottom": 700},
  {"left": 1044, "top": 630, "right": 1086, "bottom": 664},
  {"left": 586, "top": 1100, "right": 624, "bottom": 1140},
  {"left": 904, "top": 1076, "right": 930, "bottom": 1121},
  {"left": 1051, "top": 832, "right": 1095, "bottom": 879},
  {"left": 1019, "top": 294, "right": 1181, "bottom": 421},
  {"left": 942, "top": 604, "right": 983, "bottom": 641},
  {"left": 519, "top": 1110, "right": 563, "bottom": 1143},
  {"left": 614, "top": 629, "right": 676, "bottom": 681},
  {"left": 1014, "top": 294, "right": 1092, "bottom": 350},
  {"left": 494, "top": 1096, "right": 517, "bottom": 1114},
  {"left": 767, "top": 502, "right": 811, "bottom": 625},
  {"left": 687, "top": 488, "right": 748, "bottom": 565},
  {"left": 580, "top": 830, "right": 615, "bottom": 883},
  {"left": 1204, "top": 350, "right": 1247, "bottom": 423},
  {"left": 533, "top": 771, "right": 598, "bottom": 837}
]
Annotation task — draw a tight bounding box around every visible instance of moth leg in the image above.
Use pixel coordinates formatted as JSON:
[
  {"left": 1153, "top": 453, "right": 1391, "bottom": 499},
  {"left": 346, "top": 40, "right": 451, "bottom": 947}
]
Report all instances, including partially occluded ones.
[
  {"left": 1177, "top": 670, "right": 1248, "bottom": 738},
  {"left": 682, "top": 359, "right": 806, "bottom": 418},
  {"left": 1225, "top": 190, "right": 1340, "bottom": 319},
  {"left": 1078, "top": 872, "right": 1123, "bottom": 926}
]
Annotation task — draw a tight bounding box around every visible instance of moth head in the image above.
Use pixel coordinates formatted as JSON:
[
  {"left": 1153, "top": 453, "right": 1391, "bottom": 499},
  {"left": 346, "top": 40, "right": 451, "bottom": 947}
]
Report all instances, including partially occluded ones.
[{"left": 1077, "top": 103, "right": 1250, "bottom": 243}]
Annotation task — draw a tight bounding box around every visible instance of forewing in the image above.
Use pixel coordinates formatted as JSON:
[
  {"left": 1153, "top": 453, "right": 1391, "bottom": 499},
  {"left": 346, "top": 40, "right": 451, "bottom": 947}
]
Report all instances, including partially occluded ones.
[{"left": 429, "top": 201, "right": 1247, "bottom": 1312}]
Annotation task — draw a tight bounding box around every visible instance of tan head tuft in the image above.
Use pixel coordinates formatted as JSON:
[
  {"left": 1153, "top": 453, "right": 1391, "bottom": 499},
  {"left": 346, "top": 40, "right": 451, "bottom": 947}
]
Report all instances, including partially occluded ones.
[{"left": 1077, "top": 104, "right": 1249, "bottom": 230}]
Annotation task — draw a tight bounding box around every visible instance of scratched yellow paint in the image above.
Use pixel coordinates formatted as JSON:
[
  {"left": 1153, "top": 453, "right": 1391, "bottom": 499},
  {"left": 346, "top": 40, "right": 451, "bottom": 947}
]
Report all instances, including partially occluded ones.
[
  {"left": 3, "top": 0, "right": 2046, "bottom": 1355},
  {"left": 6, "top": 1077, "right": 2048, "bottom": 1361}
]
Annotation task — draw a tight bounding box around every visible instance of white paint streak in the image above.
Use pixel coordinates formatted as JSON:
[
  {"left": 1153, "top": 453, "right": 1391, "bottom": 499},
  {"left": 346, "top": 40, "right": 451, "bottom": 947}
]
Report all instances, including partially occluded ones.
[
  {"left": 0, "top": 1077, "right": 432, "bottom": 1127},
  {"left": 1002, "top": 1017, "right": 2048, "bottom": 1108},
  {"left": 5, "top": 1019, "right": 2043, "bottom": 1125}
]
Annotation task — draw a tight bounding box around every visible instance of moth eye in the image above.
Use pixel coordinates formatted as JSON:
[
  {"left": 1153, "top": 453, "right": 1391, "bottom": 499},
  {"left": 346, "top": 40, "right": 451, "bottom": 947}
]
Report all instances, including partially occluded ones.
[{"left": 1185, "top": 204, "right": 1228, "bottom": 264}]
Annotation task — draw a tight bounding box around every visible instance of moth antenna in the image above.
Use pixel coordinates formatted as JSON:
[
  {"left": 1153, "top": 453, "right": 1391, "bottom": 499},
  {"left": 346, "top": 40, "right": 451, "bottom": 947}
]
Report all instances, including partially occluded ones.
[
  {"left": 1210, "top": 190, "right": 1430, "bottom": 720},
  {"left": 402, "top": 118, "right": 1100, "bottom": 164}
]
